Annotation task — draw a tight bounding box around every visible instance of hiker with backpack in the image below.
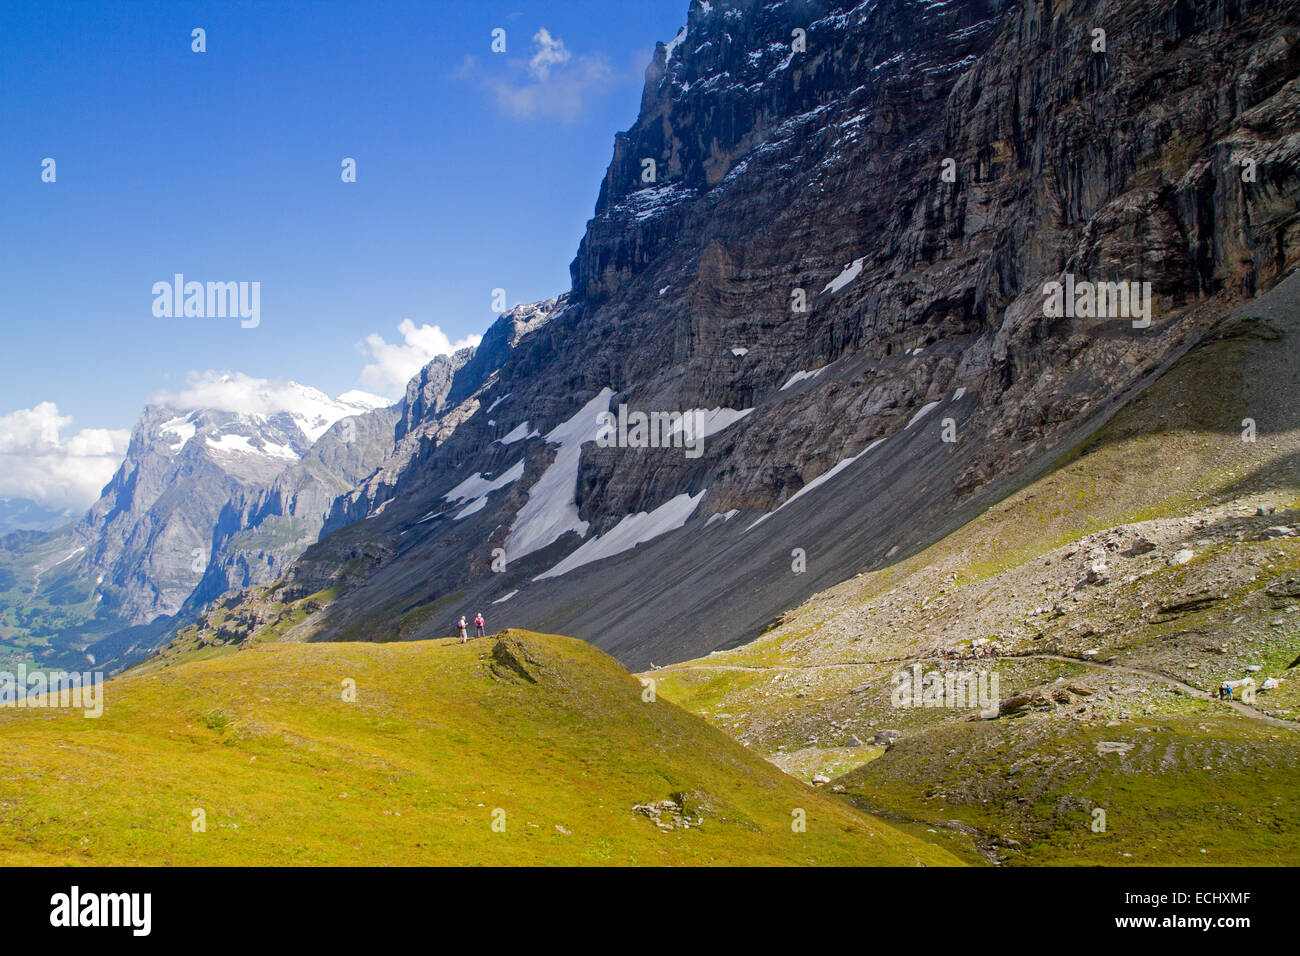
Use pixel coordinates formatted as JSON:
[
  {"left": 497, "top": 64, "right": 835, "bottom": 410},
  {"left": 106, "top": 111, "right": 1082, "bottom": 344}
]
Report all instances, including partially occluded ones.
[
  {"left": 457, "top": 615, "right": 469, "bottom": 643},
  {"left": 474, "top": 612, "right": 486, "bottom": 638}
]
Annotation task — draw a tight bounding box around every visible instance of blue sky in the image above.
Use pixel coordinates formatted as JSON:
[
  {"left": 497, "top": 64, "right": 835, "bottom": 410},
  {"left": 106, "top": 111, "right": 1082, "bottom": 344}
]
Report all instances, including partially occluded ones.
[{"left": 0, "top": 0, "right": 686, "bottom": 508}]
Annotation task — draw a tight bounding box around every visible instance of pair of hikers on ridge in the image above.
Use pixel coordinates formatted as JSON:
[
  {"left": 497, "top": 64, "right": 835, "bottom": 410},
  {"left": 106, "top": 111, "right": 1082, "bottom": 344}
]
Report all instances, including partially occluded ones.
[{"left": 457, "top": 613, "right": 486, "bottom": 643}]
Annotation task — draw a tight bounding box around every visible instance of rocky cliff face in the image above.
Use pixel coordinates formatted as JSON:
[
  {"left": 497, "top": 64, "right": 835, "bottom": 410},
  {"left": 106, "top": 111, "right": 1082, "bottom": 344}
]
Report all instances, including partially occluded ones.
[
  {"left": 323, "top": 296, "right": 569, "bottom": 532},
  {"left": 178, "top": 0, "right": 1300, "bottom": 668},
  {"left": 565, "top": 0, "right": 1300, "bottom": 512}
]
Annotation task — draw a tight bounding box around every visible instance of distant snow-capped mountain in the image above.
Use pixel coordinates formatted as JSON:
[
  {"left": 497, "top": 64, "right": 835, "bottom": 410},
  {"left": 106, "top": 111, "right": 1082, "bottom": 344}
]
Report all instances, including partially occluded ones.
[
  {"left": 155, "top": 384, "right": 389, "bottom": 460},
  {"left": 68, "top": 382, "right": 393, "bottom": 627}
]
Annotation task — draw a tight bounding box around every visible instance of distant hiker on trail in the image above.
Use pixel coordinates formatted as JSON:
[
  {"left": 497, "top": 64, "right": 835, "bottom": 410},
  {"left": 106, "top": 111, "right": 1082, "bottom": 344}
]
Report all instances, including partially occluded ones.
[
  {"left": 457, "top": 616, "right": 469, "bottom": 643},
  {"left": 474, "top": 613, "right": 485, "bottom": 638}
]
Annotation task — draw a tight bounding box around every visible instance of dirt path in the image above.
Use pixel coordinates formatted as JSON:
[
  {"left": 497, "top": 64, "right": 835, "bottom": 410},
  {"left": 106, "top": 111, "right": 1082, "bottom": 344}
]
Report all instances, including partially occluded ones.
[
  {"left": 25, "top": 545, "right": 84, "bottom": 606},
  {"left": 1005, "top": 651, "right": 1299, "bottom": 729},
  {"left": 648, "top": 650, "right": 1300, "bottom": 729},
  {"left": 646, "top": 656, "right": 917, "bottom": 674}
]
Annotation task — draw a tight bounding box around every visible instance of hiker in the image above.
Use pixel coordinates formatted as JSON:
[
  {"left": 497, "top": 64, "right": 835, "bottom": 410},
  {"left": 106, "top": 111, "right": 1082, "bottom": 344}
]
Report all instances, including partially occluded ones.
[
  {"left": 457, "top": 615, "right": 468, "bottom": 643},
  {"left": 474, "top": 612, "right": 485, "bottom": 638}
]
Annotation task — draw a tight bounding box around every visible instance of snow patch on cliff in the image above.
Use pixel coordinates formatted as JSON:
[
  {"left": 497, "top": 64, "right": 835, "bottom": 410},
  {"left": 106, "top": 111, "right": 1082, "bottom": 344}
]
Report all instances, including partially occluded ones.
[
  {"left": 610, "top": 183, "right": 698, "bottom": 222},
  {"left": 779, "top": 368, "right": 827, "bottom": 391},
  {"left": 821, "top": 257, "right": 865, "bottom": 295},
  {"left": 535, "top": 490, "right": 705, "bottom": 580},
  {"left": 664, "top": 26, "right": 687, "bottom": 61},
  {"left": 669, "top": 407, "right": 754, "bottom": 441},
  {"left": 159, "top": 415, "right": 197, "bottom": 452},
  {"left": 746, "top": 438, "right": 886, "bottom": 532},
  {"left": 444, "top": 459, "right": 526, "bottom": 519},
  {"left": 505, "top": 388, "right": 614, "bottom": 560},
  {"left": 906, "top": 401, "right": 941, "bottom": 428},
  {"left": 497, "top": 422, "right": 539, "bottom": 445},
  {"left": 205, "top": 433, "right": 299, "bottom": 460}
]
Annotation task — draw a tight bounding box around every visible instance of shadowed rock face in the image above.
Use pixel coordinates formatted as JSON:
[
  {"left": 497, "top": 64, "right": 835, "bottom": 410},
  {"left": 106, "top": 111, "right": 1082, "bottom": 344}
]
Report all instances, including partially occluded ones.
[
  {"left": 180, "top": 0, "right": 1300, "bottom": 668},
  {"left": 397, "top": 348, "right": 475, "bottom": 443},
  {"left": 320, "top": 296, "right": 569, "bottom": 534},
  {"left": 561, "top": 0, "right": 1300, "bottom": 511}
]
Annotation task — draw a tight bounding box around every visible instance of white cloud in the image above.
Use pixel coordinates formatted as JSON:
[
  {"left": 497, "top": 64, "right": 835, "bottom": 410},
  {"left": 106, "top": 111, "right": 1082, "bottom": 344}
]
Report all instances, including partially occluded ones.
[
  {"left": 469, "top": 28, "right": 615, "bottom": 124},
  {"left": 152, "top": 371, "right": 390, "bottom": 441},
  {"left": 156, "top": 371, "right": 311, "bottom": 417},
  {"left": 357, "top": 319, "right": 482, "bottom": 397},
  {"left": 529, "top": 28, "right": 571, "bottom": 80},
  {"left": 0, "top": 403, "right": 130, "bottom": 511}
]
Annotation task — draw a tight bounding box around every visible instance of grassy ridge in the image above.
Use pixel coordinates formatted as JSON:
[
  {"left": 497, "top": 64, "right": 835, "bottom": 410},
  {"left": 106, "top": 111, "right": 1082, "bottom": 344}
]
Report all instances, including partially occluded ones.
[{"left": 0, "top": 629, "right": 960, "bottom": 866}]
